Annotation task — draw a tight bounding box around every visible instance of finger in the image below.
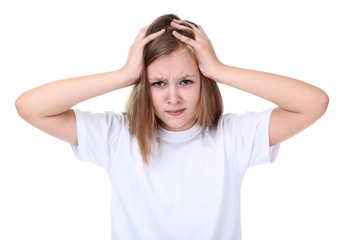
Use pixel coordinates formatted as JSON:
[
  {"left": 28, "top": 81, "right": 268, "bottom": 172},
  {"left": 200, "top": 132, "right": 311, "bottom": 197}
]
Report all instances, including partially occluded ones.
[
  {"left": 172, "top": 30, "right": 197, "bottom": 48},
  {"left": 184, "top": 20, "right": 199, "bottom": 29},
  {"left": 172, "top": 19, "right": 198, "bottom": 29},
  {"left": 142, "top": 28, "right": 165, "bottom": 45},
  {"left": 196, "top": 25, "right": 209, "bottom": 39},
  {"left": 171, "top": 20, "right": 198, "bottom": 32},
  {"left": 171, "top": 20, "right": 203, "bottom": 37},
  {"left": 135, "top": 25, "right": 150, "bottom": 41}
]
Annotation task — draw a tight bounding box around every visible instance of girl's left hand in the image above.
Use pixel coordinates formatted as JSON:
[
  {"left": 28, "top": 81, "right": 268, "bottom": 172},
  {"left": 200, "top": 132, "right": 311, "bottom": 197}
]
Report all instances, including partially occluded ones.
[{"left": 171, "top": 19, "right": 224, "bottom": 81}]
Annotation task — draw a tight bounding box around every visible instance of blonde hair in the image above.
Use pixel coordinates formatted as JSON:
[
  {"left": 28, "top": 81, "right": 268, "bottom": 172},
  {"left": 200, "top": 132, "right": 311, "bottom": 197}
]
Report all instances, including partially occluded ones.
[{"left": 126, "top": 14, "right": 223, "bottom": 164}]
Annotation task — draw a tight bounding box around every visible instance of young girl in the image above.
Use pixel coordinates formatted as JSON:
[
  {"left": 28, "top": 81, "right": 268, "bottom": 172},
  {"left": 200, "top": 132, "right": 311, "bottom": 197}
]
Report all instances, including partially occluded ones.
[{"left": 16, "top": 14, "right": 329, "bottom": 239}]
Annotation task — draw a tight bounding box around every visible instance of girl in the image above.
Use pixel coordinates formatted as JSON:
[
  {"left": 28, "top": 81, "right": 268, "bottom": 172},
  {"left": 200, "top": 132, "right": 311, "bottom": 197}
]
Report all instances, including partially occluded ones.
[{"left": 16, "top": 14, "right": 329, "bottom": 239}]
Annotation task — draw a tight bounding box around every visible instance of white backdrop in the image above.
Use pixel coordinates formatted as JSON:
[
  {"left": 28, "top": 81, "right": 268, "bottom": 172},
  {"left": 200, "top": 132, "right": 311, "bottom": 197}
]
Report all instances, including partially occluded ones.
[{"left": 1, "top": 0, "right": 359, "bottom": 239}]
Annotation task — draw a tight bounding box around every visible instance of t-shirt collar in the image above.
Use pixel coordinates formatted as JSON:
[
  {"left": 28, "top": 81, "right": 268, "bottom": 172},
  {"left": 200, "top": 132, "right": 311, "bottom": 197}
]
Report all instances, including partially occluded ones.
[{"left": 158, "top": 124, "right": 202, "bottom": 142}]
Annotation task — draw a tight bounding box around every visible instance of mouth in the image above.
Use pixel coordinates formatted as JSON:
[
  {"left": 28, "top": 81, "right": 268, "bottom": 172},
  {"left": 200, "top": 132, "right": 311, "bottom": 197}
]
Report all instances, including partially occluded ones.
[{"left": 165, "top": 108, "right": 186, "bottom": 116}]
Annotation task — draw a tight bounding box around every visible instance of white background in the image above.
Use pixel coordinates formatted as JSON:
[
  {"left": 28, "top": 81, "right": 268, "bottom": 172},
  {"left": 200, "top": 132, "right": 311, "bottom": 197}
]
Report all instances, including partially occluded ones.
[{"left": 1, "top": 0, "right": 359, "bottom": 239}]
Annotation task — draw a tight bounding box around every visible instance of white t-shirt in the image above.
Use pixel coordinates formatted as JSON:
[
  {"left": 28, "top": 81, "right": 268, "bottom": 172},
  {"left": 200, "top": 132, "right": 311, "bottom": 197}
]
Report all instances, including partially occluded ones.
[{"left": 71, "top": 109, "right": 280, "bottom": 240}]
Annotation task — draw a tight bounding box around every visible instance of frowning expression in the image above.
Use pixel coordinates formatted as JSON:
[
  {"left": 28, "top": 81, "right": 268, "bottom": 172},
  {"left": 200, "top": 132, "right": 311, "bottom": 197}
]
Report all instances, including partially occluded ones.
[{"left": 147, "top": 47, "right": 201, "bottom": 131}]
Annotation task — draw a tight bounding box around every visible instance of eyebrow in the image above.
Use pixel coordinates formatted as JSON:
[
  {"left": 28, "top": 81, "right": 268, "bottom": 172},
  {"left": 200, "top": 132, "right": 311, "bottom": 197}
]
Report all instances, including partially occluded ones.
[
  {"left": 148, "top": 77, "right": 165, "bottom": 82},
  {"left": 148, "top": 75, "right": 197, "bottom": 82}
]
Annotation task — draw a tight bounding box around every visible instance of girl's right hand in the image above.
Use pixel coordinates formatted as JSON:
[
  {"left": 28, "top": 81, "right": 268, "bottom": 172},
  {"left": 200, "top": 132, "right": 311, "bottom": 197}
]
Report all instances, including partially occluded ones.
[{"left": 122, "top": 26, "right": 165, "bottom": 85}]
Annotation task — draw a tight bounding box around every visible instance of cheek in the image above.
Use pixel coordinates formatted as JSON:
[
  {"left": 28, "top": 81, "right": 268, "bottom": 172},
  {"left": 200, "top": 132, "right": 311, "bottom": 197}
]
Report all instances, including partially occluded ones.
[
  {"left": 188, "top": 85, "right": 201, "bottom": 105},
  {"left": 150, "top": 90, "right": 162, "bottom": 111}
]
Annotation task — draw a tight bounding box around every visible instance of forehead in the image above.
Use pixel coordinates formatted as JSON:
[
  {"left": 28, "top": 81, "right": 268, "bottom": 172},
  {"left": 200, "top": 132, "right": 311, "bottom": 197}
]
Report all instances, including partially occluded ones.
[{"left": 147, "top": 47, "right": 199, "bottom": 78}]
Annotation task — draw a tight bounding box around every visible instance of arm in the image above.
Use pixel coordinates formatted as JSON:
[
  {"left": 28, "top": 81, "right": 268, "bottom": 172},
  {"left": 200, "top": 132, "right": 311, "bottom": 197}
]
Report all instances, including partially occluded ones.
[
  {"left": 171, "top": 19, "right": 329, "bottom": 146},
  {"left": 15, "top": 70, "right": 130, "bottom": 145},
  {"left": 15, "top": 27, "right": 165, "bottom": 145},
  {"left": 211, "top": 65, "right": 329, "bottom": 146}
]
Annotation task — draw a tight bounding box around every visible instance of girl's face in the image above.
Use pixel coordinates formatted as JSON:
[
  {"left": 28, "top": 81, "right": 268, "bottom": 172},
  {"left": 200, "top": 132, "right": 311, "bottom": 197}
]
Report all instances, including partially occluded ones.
[{"left": 147, "top": 47, "right": 201, "bottom": 131}]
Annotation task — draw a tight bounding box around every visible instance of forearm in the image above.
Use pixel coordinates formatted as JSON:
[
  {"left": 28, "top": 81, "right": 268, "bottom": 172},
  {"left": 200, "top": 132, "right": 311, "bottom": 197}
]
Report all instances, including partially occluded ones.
[
  {"left": 213, "top": 64, "right": 328, "bottom": 115},
  {"left": 16, "top": 69, "right": 131, "bottom": 118}
]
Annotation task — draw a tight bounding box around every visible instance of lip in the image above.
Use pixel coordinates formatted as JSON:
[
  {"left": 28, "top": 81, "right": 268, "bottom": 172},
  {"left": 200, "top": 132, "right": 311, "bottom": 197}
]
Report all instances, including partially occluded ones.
[{"left": 165, "top": 108, "right": 186, "bottom": 116}]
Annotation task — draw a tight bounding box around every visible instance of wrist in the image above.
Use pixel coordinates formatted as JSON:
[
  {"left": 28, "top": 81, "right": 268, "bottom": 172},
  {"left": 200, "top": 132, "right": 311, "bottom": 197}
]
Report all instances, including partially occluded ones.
[
  {"left": 206, "top": 62, "right": 227, "bottom": 83},
  {"left": 119, "top": 65, "right": 140, "bottom": 87}
]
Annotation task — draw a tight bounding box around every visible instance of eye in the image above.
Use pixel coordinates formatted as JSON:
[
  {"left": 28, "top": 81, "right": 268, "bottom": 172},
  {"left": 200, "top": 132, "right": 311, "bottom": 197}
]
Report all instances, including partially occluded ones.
[
  {"left": 152, "top": 81, "right": 165, "bottom": 87},
  {"left": 181, "top": 79, "right": 193, "bottom": 85}
]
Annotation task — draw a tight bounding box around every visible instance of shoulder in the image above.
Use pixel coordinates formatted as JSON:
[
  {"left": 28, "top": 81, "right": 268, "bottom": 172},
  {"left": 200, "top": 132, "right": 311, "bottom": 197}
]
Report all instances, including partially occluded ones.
[
  {"left": 212, "top": 109, "right": 274, "bottom": 139},
  {"left": 73, "top": 110, "right": 130, "bottom": 136},
  {"left": 218, "top": 109, "right": 273, "bottom": 127},
  {"left": 73, "top": 109, "right": 128, "bottom": 124}
]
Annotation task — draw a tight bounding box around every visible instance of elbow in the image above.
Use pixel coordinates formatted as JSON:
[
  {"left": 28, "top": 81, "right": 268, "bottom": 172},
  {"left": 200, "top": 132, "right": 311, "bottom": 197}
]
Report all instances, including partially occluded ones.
[
  {"left": 319, "top": 90, "right": 329, "bottom": 116},
  {"left": 15, "top": 94, "right": 25, "bottom": 118},
  {"left": 15, "top": 93, "right": 31, "bottom": 120},
  {"left": 312, "top": 89, "right": 329, "bottom": 119}
]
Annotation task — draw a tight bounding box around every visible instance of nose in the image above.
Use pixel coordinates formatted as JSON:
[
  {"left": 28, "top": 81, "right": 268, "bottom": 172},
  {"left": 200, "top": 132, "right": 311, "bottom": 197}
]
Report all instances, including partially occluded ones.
[{"left": 167, "top": 85, "right": 181, "bottom": 105}]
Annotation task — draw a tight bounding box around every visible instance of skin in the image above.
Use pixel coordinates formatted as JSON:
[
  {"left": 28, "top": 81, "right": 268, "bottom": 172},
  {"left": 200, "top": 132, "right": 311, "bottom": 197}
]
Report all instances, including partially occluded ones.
[
  {"left": 15, "top": 19, "right": 329, "bottom": 148},
  {"left": 147, "top": 47, "right": 201, "bottom": 131}
]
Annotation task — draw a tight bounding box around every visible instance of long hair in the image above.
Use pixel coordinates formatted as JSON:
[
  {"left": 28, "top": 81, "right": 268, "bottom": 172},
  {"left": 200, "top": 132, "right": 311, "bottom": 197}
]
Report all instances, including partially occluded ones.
[{"left": 126, "top": 14, "right": 223, "bottom": 165}]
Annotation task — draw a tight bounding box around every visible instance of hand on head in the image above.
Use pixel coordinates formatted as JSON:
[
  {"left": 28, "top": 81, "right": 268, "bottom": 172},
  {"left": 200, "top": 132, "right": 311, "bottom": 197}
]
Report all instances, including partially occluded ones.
[
  {"left": 170, "top": 19, "right": 223, "bottom": 80},
  {"left": 123, "top": 26, "right": 165, "bottom": 85}
]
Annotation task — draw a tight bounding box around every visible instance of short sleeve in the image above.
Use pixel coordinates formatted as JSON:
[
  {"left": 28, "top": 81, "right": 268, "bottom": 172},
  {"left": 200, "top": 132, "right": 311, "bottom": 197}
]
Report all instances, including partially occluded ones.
[
  {"left": 70, "top": 110, "right": 125, "bottom": 173},
  {"left": 221, "top": 109, "right": 280, "bottom": 173},
  {"left": 242, "top": 109, "right": 280, "bottom": 167}
]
